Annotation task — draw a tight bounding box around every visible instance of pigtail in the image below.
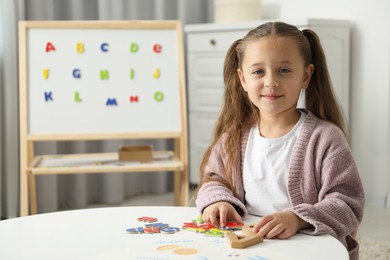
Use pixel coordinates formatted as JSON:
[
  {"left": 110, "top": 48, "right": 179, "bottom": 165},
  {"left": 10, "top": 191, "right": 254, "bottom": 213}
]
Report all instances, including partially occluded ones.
[
  {"left": 198, "top": 39, "right": 256, "bottom": 192},
  {"left": 303, "top": 29, "right": 348, "bottom": 137}
]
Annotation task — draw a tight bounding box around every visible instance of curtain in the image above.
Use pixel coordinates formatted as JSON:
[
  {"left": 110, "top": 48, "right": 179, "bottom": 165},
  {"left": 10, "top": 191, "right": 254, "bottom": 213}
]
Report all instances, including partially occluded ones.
[{"left": 0, "top": 0, "right": 213, "bottom": 219}]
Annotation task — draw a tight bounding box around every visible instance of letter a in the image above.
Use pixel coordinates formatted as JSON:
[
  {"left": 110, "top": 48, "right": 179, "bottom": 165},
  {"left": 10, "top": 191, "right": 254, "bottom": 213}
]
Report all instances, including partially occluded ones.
[{"left": 45, "top": 42, "right": 56, "bottom": 52}]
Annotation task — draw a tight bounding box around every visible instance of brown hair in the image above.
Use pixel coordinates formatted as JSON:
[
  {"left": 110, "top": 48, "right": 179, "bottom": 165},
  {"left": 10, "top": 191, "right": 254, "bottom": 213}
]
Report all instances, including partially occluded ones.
[{"left": 198, "top": 22, "right": 347, "bottom": 190}]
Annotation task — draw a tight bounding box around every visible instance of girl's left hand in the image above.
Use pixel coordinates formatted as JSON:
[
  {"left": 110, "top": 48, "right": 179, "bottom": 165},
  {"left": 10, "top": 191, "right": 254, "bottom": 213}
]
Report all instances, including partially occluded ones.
[{"left": 252, "top": 211, "right": 310, "bottom": 239}]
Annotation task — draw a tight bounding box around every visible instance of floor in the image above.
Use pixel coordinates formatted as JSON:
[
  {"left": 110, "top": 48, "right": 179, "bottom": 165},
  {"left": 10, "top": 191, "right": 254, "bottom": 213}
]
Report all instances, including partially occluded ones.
[{"left": 115, "top": 191, "right": 390, "bottom": 242}]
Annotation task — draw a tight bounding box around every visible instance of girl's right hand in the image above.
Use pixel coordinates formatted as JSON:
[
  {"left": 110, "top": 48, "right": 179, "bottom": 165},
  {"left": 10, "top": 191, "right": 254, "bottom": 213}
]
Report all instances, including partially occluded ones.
[{"left": 202, "top": 201, "right": 243, "bottom": 228}]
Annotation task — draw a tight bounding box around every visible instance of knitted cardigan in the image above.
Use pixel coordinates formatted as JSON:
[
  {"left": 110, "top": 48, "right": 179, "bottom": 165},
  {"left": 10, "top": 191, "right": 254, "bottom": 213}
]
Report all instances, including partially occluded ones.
[{"left": 196, "top": 111, "right": 364, "bottom": 259}]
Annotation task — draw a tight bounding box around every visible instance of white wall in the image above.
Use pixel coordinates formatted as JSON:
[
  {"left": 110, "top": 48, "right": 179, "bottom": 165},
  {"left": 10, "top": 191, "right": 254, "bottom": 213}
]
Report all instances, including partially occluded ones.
[{"left": 259, "top": 0, "right": 390, "bottom": 207}]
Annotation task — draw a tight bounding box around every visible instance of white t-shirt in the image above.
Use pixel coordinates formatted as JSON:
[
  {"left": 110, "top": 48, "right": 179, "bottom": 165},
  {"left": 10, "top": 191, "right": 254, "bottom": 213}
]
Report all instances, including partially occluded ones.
[{"left": 243, "top": 111, "right": 307, "bottom": 216}]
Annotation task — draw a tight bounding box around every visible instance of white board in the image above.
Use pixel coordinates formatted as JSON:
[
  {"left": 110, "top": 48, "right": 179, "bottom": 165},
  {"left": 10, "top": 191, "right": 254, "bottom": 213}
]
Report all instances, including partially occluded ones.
[{"left": 22, "top": 22, "right": 184, "bottom": 136}]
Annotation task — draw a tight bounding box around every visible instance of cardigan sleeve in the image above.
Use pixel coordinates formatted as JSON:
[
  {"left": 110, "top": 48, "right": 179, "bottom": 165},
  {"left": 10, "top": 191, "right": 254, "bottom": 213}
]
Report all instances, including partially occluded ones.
[
  {"left": 289, "top": 122, "right": 364, "bottom": 239},
  {"left": 195, "top": 137, "right": 247, "bottom": 216}
]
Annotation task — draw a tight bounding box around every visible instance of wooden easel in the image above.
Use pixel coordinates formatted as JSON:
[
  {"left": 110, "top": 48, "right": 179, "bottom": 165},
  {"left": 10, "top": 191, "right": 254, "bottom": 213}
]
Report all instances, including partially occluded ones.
[{"left": 19, "top": 20, "right": 189, "bottom": 216}]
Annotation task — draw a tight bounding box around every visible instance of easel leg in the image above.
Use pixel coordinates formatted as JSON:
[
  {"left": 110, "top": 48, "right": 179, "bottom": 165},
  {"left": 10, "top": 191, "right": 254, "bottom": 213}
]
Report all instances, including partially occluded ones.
[
  {"left": 27, "top": 171, "right": 38, "bottom": 215},
  {"left": 174, "top": 171, "right": 180, "bottom": 206},
  {"left": 180, "top": 169, "right": 189, "bottom": 206}
]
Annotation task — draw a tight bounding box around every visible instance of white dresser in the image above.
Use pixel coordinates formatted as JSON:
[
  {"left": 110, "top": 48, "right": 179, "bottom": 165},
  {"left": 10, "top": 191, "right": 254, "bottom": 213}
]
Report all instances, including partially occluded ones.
[{"left": 185, "top": 19, "right": 351, "bottom": 184}]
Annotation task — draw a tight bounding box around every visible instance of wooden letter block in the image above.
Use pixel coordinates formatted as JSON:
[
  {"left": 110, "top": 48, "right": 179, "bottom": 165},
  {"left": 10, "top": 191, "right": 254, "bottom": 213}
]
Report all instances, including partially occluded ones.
[
  {"left": 226, "top": 225, "right": 263, "bottom": 249},
  {"left": 118, "top": 145, "right": 153, "bottom": 161}
]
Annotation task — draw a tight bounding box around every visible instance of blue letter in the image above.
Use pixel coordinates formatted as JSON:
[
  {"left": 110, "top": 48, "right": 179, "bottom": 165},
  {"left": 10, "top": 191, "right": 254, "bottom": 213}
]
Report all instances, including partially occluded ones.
[
  {"left": 106, "top": 98, "right": 118, "bottom": 106},
  {"left": 100, "top": 43, "right": 109, "bottom": 52},
  {"left": 44, "top": 92, "right": 53, "bottom": 101},
  {"left": 73, "top": 69, "right": 81, "bottom": 79}
]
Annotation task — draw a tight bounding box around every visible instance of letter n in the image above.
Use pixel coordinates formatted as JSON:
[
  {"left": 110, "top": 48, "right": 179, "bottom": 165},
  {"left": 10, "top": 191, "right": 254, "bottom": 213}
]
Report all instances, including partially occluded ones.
[{"left": 129, "top": 96, "right": 139, "bottom": 103}]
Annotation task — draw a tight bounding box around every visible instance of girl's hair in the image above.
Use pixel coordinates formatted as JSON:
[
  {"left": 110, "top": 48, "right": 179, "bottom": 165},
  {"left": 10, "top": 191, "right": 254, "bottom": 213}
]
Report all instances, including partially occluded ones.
[{"left": 198, "top": 21, "right": 347, "bottom": 191}]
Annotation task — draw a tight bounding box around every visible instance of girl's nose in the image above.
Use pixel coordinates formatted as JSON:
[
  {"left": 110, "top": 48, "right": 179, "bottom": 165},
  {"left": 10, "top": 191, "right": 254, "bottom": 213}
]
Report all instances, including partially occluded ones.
[{"left": 265, "top": 75, "right": 279, "bottom": 88}]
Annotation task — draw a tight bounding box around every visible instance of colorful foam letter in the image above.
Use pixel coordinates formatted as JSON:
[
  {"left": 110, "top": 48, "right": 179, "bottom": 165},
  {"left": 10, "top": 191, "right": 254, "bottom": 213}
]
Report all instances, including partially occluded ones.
[
  {"left": 45, "top": 42, "right": 56, "bottom": 52},
  {"left": 153, "top": 44, "right": 162, "bottom": 53},
  {"left": 73, "top": 69, "right": 81, "bottom": 79},
  {"left": 42, "top": 69, "right": 50, "bottom": 79},
  {"left": 130, "top": 43, "right": 139, "bottom": 53},
  {"left": 129, "top": 96, "right": 139, "bottom": 103},
  {"left": 76, "top": 42, "right": 85, "bottom": 53},
  {"left": 106, "top": 98, "right": 118, "bottom": 106},
  {"left": 100, "top": 43, "right": 109, "bottom": 52},
  {"left": 152, "top": 68, "right": 160, "bottom": 79},
  {"left": 74, "top": 92, "right": 82, "bottom": 102},
  {"left": 44, "top": 92, "right": 53, "bottom": 101},
  {"left": 154, "top": 91, "right": 164, "bottom": 102},
  {"left": 129, "top": 69, "right": 134, "bottom": 79},
  {"left": 100, "top": 70, "right": 109, "bottom": 80}
]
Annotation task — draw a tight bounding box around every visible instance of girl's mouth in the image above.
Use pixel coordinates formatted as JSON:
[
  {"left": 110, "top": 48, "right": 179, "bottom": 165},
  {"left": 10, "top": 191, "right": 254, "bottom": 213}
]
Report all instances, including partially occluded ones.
[{"left": 261, "top": 94, "right": 283, "bottom": 100}]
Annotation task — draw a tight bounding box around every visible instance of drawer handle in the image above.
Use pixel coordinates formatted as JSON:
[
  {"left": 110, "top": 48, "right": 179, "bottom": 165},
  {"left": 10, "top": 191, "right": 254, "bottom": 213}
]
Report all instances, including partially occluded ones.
[{"left": 210, "top": 39, "right": 217, "bottom": 46}]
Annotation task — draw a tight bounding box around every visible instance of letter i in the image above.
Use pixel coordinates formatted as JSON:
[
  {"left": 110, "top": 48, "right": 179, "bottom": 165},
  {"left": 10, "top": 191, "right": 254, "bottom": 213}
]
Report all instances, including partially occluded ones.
[{"left": 130, "top": 69, "right": 134, "bottom": 79}]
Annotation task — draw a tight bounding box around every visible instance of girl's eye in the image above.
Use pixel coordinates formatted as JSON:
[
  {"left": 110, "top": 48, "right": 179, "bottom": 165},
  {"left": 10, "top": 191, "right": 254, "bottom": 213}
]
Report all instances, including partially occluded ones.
[
  {"left": 252, "top": 69, "right": 264, "bottom": 75},
  {"left": 279, "top": 67, "right": 290, "bottom": 74}
]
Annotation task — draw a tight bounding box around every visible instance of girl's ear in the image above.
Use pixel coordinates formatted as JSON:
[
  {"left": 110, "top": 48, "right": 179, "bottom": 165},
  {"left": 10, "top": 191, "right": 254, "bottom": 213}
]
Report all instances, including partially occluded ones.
[
  {"left": 303, "top": 64, "right": 314, "bottom": 88},
  {"left": 237, "top": 68, "right": 247, "bottom": 91}
]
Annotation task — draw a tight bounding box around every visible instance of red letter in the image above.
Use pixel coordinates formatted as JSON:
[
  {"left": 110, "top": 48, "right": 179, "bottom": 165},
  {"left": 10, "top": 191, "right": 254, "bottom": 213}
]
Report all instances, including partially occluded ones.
[
  {"left": 45, "top": 42, "right": 56, "bottom": 52},
  {"left": 129, "top": 96, "right": 139, "bottom": 103},
  {"left": 153, "top": 44, "right": 162, "bottom": 53}
]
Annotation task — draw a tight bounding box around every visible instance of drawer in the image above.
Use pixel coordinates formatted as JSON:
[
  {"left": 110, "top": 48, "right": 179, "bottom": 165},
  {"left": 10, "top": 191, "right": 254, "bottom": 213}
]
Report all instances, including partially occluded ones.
[
  {"left": 187, "top": 83, "right": 224, "bottom": 112},
  {"left": 186, "top": 53, "right": 225, "bottom": 112},
  {"left": 189, "top": 146, "right": 206, "bottom": 184},
  {"left": 188, "top": 112, "right": 218, "bottom": 147},
  {"left": 187, "top": 53, "right": 224, "bottom": 82},
  {"left": 187, "top": 30, "right": 249, "bottom": 53}
]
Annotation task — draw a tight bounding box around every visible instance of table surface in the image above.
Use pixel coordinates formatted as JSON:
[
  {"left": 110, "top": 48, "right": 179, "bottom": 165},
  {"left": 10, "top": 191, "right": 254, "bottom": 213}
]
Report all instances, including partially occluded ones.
[{"left": 0, "top": 206, "right": 348, "bottom": 260}]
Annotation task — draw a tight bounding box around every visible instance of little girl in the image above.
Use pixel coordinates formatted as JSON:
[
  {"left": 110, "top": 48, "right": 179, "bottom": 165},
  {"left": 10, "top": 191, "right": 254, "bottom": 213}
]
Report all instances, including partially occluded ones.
[{"left": 195, "top": 22, "right": 364, "bottom": 259}]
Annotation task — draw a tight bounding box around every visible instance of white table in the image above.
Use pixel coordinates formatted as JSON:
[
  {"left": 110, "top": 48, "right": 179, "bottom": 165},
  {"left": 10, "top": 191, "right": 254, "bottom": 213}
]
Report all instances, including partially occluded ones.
[{"left": 0, "top": 206, "right": 349, "bottom": 260}]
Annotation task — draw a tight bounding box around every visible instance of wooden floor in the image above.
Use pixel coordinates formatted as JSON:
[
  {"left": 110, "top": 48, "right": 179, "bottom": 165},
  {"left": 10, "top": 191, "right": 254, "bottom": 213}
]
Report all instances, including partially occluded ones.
[{"left": 117, "top": 192, "right": 390, "bottom": 243}]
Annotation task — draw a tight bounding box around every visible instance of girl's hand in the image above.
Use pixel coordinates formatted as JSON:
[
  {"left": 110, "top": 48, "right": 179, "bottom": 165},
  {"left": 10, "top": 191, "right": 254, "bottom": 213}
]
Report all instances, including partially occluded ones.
[
  {"left": 253, "top": 211, "right": 310, "bottom": 239},
  {"left": 202, "top": 201, "right": 243, "bottom": 228}
]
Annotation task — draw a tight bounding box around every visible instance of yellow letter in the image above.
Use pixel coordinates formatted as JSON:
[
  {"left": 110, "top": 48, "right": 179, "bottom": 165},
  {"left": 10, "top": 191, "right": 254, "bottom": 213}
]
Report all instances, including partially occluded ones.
[
  {"left": 76, "top": 42, "right": 85, "bottom": 53},
  {"left": 152, "top": 68, "right": 160, "bottom": 79},
  {"left": 42, "top": 69, "right": 49, "bottom": 79}
]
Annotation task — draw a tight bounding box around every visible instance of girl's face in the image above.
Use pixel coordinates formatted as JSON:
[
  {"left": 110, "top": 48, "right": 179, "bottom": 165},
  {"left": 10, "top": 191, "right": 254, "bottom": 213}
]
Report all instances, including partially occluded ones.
[{"left": 237, "top": 36, "right": 313, "bottom": 117}]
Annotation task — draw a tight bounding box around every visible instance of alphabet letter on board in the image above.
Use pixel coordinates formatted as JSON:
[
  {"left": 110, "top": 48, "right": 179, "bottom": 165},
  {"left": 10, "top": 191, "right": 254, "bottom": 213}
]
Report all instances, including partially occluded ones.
[
  {"left": 42, "top": 69, "right": 50, "bottom": 79},
  {"left": 153, "top": 44, "right": 162, "bottom": 53},
  {"left": 45, "top": 42, "right": 56, "bottom": 52},
  {"left": 76, "top": 42, "right": 85, "bottom": 53},
  {"left": 100, "top": 70, "right": 109, "bottom": 80},
  {"left": 129, "top": 43, "right": 139, "bottom": 53},
  {"left": 73, "top": 69, "right": 81, "bottom": 79},
  {"left": 100, "top": 43, "right": 109, "bottom": 52},
  {"left": 44, "top": 92, "right": 53, "bottom": 101}
]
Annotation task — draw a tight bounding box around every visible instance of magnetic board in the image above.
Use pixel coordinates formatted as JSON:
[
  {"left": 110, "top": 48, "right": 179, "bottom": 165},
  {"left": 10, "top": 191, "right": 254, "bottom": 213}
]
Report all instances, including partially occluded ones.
[{"left": 19, "top": 21, "right": 186, "bottom": 139}]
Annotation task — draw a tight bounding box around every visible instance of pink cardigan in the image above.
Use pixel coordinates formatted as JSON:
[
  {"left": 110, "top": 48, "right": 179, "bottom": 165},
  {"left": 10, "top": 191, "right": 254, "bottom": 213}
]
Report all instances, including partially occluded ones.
[{"left": 196, "top": 111, "right": 364, "bottom": 259}]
